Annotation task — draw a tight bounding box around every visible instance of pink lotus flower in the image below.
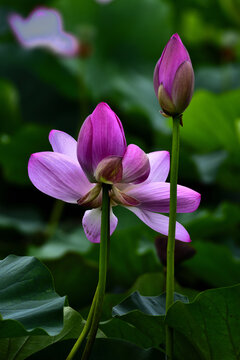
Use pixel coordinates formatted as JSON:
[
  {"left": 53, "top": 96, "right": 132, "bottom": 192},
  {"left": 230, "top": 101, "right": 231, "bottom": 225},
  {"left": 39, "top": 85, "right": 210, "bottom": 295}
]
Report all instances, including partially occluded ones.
[
  {"left": 96, "top": 0, "right": 113, "bottom": 3},
  {"left": 153, "top": 33, "right": 194, "bottom": 117},
  {"left": 8, "top": 7, "right": 79, "bottom": 57},
  {"left": 28, "top": 103, "right": 200, "bottom": 243}
]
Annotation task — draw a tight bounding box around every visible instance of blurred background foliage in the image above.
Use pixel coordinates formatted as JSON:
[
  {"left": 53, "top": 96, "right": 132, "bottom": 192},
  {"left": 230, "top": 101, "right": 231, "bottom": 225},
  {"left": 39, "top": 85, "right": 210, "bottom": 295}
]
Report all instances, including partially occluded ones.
[{"left": 0, "top": 0, "right": 240, "bottom": 343}]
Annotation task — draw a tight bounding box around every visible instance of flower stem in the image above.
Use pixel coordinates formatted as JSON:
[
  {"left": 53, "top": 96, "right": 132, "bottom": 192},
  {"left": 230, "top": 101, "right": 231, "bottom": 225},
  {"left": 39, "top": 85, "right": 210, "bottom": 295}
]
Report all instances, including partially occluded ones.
[
  {"left": 66, "top": 287, "right": 98, "bottom": 360},
  {"left": 81, "top": 183, "right": 111, "bottom": 360},
  {"left": 45, "top": 200, "right": 64, "bottom": 238},
  {"left": 165, "top": 115, "right": 181, "bottom": 359}
]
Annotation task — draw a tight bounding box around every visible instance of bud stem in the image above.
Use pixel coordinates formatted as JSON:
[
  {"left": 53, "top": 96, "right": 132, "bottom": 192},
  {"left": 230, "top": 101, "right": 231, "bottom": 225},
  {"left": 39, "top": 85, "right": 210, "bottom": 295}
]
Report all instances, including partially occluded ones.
[
  {"left": 80, "top": 183, "right": 111, "bottom": 360},
  {"left": 165, "top": 115, "right": 181, "bottom": 359}
]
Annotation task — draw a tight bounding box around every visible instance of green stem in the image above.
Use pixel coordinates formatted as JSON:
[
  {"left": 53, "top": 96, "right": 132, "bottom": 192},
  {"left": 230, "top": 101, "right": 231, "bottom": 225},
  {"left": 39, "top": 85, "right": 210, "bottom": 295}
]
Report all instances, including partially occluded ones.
[
  {"left": 81, "top": 183, "right": 111, "bottom": 360},
  {"left": 165, "top": 115, "right": 181, "bottom": 359},
  {"left": 66, "top": 287, "right": 98, "bottom": 360},
  {"left": 45, "top": 200, "right": 64, "bottom": 238}
]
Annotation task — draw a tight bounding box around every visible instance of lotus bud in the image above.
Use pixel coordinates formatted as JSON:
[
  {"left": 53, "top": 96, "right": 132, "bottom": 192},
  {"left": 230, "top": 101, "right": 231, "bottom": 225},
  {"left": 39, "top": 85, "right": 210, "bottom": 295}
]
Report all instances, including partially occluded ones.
[
  {"left": 77, "top": 103, "right": 127, "bottom": 182},
  {"left": 153, "top": 33, "right": 194, "bottom": 117}
]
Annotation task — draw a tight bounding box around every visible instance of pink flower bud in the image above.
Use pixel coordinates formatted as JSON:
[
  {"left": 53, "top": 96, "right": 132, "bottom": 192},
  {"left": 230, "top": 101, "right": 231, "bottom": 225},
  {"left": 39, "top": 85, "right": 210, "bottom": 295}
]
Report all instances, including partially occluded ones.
[
  {"left": 153, "top": 34, "right": 194, "bottom": 117},
  {"left": 77, "top": 103, "right": 127, "bottom": 181}
]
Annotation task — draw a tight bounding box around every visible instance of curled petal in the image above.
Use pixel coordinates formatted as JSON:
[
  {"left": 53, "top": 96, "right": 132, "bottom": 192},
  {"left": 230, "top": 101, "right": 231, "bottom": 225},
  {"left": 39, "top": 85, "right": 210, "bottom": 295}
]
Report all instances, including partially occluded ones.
[
  {"left": 8, "top": 8, "right": 79, "bottom": 57},
  {"left": 172, "top": 60, "right": 194, "bottom": 114},
  {"left": 49, "top": 130, "right": 78, "bottom": 162},
  {"left": 77, "top": 184, "right": 101, "bottom": 207},
  {"left": 126, "top": 207, "right": 191, "bottom": 242},
  {"left": 111, "top": 186, "right": 140, "bottom": 206},
  {"left": 95, "top": 156, "right": 123, "bottom": 184},
  {"left": 28, "top": 152, "right": 92, "bottom": 203},
  {"left": 77, "top": 103, "right": 127, "bottom": 179},
  {"left": 125, "top": 182, "right": 201, "bottom": 213},
  {"left": 122, "top": 144, "right": 150, "bottom": 184},
  {"left": 143, "top": 151, "right": 170, "bottom": 183},
  {"left": 158, "top": 84, "right": 176, "bottom": 116},
  {"left": 82, "top": 207, "right": 118, "bottom": 243}
]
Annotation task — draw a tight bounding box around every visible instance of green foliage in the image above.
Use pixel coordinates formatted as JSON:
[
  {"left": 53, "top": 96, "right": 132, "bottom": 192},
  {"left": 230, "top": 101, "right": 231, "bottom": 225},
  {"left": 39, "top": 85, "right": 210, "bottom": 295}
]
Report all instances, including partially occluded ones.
[
  {"left": 182, "top": 89, "right": 240, "bottom": 155},
  {"left": 0, "top": 79, "right": 21, "bottom": 134},
  {"left": 0, "top": 255, "right": 66, "bottom": 337},
  {"left": 0, "top": 207, "right": 44, "bottom": 235},
  {"left": 28, "top": 228, "right": 93, "bottom": 260},
  {"left": 166, "top": 285, "right": 240, "bottom": 360},
  {"left": 0, "top": 307, "right": 84, "bottom": 360},
  {"left": 0, "top": 124, "right": 50, "bottom": 185},
  {"left": 100, "top": 291, "right": 188, "bottom": 349},
  {"left": 182, "top": 241, "right": 240, "bottom": 288},
  {"left": 29, "top": 338, "right": 165, "bottom": 359}
]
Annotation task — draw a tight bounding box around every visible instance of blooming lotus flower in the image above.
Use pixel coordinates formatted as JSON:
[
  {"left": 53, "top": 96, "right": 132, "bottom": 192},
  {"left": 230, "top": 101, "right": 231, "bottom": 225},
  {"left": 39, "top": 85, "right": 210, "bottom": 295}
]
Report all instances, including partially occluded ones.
[
  {"left": 153, "top": 33, "right": 194, "bottom": 117},
  {"left": 8, "top": 7, "right": 79, "bottom": 57},
  {"left": 28, "top": 103, "right": 200, "bottom": 243}
]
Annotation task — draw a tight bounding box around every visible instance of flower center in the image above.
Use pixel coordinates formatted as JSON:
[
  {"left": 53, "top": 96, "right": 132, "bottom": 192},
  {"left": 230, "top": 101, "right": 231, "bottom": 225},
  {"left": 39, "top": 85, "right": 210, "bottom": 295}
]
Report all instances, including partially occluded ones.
[{"left": 94, "top": 156, "right": 123, "bottom": 184}]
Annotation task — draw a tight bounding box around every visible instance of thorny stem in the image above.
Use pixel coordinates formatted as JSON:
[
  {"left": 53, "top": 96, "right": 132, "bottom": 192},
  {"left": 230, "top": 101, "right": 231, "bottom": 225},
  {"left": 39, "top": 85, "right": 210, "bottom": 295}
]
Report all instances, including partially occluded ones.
[{"left": 165, "top": 115, "right": 181, "bottom": 359}]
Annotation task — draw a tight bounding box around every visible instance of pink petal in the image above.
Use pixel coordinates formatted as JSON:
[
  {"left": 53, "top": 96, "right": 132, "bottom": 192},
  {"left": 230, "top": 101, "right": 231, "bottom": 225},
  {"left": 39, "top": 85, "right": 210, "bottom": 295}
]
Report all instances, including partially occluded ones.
[
  {"left": 77, "top": 114, "right": 94, "bottom": 179},
  {"left": 82, "top": 208, "right": 118, "bottom": 243},
  {"left": 143, "top": 151, "right": 170, "bottom": 183},
  {"left": 126, "top": 207, "right": 191, "bottom": 242},
  {"left": 90, "top": 102, "right": 127, "bottom": 168},
  {"left": 49, "top": 130, "right": 78, "bottom": 162},
  {"left": 154, "top": 34, "right": 190, "bottom": 97},
  {"left": 8, "top": 8, "right": 79, "bottom": 57},
  {"left": 171, "top": 60, "right": 194, "bottom": 113},
  {"left": 124, "top": 182, "right": 201, "bottom": 213},
  {"left": 28, "top": 152, "right": 92, "bottom": 203},
  {"left": 122, "top": 144, "right": 150, "bottom": 184},
  {"left": 77, "top": 103, "right": 127, "bottom": 179}
]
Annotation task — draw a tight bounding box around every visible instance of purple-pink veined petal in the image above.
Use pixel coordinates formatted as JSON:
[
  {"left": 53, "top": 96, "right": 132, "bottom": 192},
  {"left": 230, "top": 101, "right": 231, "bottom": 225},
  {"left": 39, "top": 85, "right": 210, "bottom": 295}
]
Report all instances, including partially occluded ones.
[
  {"left": 143, "top": 151, "right": 170, "bottom": 183},
  {"left": 77, "top": 114, "right": 93, "bottom": 179},
  {"left": 28, "top": 151, "right": 92, "bottom": 203},
  {"left": 122, "top": 144, "right": 150, "bottom": 184},
  {"left": 82, "top": 207, "right": 118, "bottom": 243},
  {"left": 125, "top": 207, "right": 191, "bottom": 242},
  {"left": 124, "top": 182, "right": 201, "bottom": 213},
  {"left": 171, "top": 60, "right": 194, "bottom": 113},
  {"left": 8, "top": 8, "right": 79, "bottom": 57},
  {"left": 155, "top": 34, "right": 191, "bottom": 97},
  {"left": 49, "top": 130, "right": 78, "bottom": 162},
  {"left": 153, "top": 51, "right": 165, "bottom": 97},
  {"left": 89, "top": 102, "right": 127, "bottom": 169},
  {"left": 77, "top": 103, "right": 127, "bottom": 179}
]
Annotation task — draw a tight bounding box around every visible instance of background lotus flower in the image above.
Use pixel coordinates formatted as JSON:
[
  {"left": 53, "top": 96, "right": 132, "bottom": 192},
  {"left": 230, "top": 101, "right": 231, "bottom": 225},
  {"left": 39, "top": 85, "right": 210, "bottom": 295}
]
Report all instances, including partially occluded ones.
[
  {"left": 8, "top": 7, "right": 79, "bottom": 57},
  {"left": 153, "top": 33, "right": 194, "bottom": 117},
  {"left": 28, "top": 102, "right": 200, "bottom": 243},
  {"left": 96, "top": 0, "right": 113, "bottom": 3}
]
